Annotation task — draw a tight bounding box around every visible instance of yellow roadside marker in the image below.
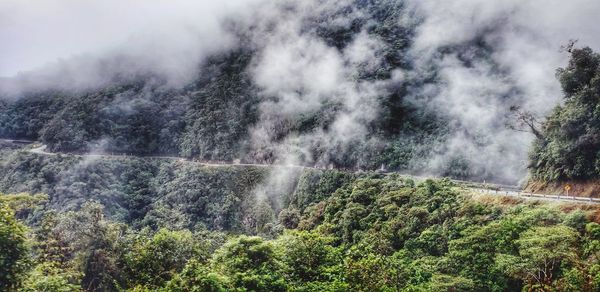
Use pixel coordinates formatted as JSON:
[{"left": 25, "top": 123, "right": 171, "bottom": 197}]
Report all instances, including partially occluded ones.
[{"left": 565, "top": 184, "right": 571, "bottom": 196}]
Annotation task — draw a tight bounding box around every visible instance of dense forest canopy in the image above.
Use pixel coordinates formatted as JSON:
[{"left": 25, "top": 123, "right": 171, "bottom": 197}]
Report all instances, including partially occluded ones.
[
  {"left": 3, "top": 172, "right": 600, "bottom": 291},
  {"left": 3, "top": 135, "right": 600, "bottom": 290}
]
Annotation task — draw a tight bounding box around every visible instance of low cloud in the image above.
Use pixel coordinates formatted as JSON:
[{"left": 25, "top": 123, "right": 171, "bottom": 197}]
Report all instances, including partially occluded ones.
[
  {"left": 405, "top": 0, "right": 600, "bottom": 183},
  {"left": 0, "top": 0, "right": 256, "bottom": 93},
  {"left": 243, "top": 0, "right": 391, "bottom": 169},
  {"left": 3, "top": 0, "right": 600, "bottom": 184}
]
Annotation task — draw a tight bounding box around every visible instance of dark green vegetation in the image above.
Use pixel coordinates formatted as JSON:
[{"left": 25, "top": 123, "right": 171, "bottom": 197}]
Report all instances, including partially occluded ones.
[
  {"left": 530, "top": 47, "right": 600, "bottom": 181},
  {"left": 0, "top": 148, "right": 273, "bottom": 232},
  {"left": 2, "top": 147, "right": 600, "bottom": 291},
  {"left": 0, "top": 202, "right": 29, "bottom": 290},
  {"left": 0, "top": 52, "right": 258, "bottom": 160}
]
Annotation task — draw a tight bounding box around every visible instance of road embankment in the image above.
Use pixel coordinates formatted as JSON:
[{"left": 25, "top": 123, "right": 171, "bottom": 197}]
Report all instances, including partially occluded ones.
[{"left": 525, "top": 180, "right": 600, "bottom": 198}]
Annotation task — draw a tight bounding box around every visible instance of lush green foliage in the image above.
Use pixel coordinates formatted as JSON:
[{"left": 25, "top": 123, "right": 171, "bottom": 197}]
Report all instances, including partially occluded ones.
[
  {"left": 0, "top": 203, "right": 30, "bottom": 290},
  {"left": 530, "top": 47, "right": 600, "bottom": 180},
  {"left": 4, "top": 175, "right": 600, "bottom": 291},
  {"left": 0, "top": 150, "right": 271, "bottom": 231}
]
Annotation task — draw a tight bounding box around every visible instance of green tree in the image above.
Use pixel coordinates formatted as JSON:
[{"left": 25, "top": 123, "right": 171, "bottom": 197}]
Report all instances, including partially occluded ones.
[
  {"left": 497, "top": 225, "right": 580, "bottom": 290},
  {"left": 122, "top": 228, "right": 196, "bottom": 288},
  {"left": 56, "top": 201, "right": 126, "bottom": 291},
  {"left": 277, "top": 208, "right": 300, "bottom": 229},
  {"left": 0, "top": 193, "right": 49, "bottom": 219},
  {"left": 32, "top": 211, "right": 73, "bottom": 268},
  {"left": 426, "top": 274, "right": 476, "bottom": 292},
  {"left": 343, "top": 247, "right": 414, "bottom": 291},
  {"left": 21, "top": 262, "right": 81, "bottom": 292},
  {"left": 162, "top": 259, "right": 228, "bottom": 292},
  {"left": 212, "top": 236, "right": 287, "bottom": 291},
  {"left": 447, "top": 223, "right": 511, "bottom": 291},
  {"left": 276, "top": 231, "right": 342, "bottom": 284},
  {"left": 0, "top": 203, "right": 30, "bottom": 290}
]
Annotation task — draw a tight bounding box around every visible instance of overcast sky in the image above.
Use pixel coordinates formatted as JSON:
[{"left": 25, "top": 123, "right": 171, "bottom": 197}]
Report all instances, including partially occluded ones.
[
  {"left": 0, "top": 0, "right": 254, "bottom": 77},
  {"left": 2, "top": 0, "right": 600, "bottom": 78}
]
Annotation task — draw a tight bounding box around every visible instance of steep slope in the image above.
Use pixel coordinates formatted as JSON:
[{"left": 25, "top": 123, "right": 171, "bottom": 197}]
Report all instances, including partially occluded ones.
[
  {"left": 529, "top": 47, "right": 600, "bottom": 181},
  {"left": 0, "top": 0, "right": 564, "bottom": 184},
  {"left": 0, "top": 1, "right": 448, "bottom": 173},
  {"left": 526, "top": 47, "right": 600, "bottom": 195}
]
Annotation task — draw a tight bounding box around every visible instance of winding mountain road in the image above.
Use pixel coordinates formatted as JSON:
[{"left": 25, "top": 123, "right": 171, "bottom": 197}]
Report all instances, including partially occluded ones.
[{"left": 3, "top": 139, "right": 599, "bottom": 205}]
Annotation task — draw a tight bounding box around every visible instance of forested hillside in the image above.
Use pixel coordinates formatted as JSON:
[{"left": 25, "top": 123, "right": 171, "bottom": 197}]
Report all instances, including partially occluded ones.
[
  {"left": 0, "top": 147, "right": 281, "bottom": 231},
  {"left": 0, "top": 51, "right": 260, "bottom": 159},
  {"left": 3, "top": 173, "right": 600, "bottom": 291},
  {"left": 4, "top": 139, "right": 600, "bottom": 290},
  {"left": 529, "top": 47, "right": 600, "bottom": 181},
  {"left": 0, "top": 0, "right": 534, "bottom": 183},
  {"left": 4, "top": 0, "right": 600, "bottom": 291},
  {"left": 0, "top": 1, "right": 420, "bottom": 158}
]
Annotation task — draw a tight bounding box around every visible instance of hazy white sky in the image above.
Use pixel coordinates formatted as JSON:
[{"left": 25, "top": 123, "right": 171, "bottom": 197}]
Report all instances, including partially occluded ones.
[
  {"left": 0, "top": 0, "right": 253, "bottom": 77},
  {"left": 2, "top": 0, "right": 600, "bottom": 78}
]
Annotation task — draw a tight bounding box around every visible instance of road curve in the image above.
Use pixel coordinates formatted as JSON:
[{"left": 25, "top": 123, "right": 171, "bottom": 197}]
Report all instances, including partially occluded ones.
[{"left": 2, "top": 139, "right": 599, "bottom": 205}]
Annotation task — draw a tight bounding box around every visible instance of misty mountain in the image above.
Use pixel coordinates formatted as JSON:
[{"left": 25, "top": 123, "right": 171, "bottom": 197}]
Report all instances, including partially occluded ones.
[
  {"left": 1, "top": 1, "right": 444, "bottom": 176},
  {"left": 4, "top": 1, "right": 600, "bottom": 291},
  {"left": 2, "top": 0, "right": 600, "bottom": 184}
]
